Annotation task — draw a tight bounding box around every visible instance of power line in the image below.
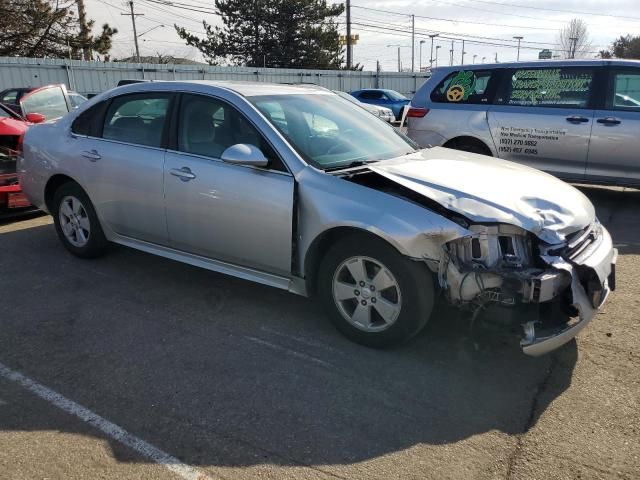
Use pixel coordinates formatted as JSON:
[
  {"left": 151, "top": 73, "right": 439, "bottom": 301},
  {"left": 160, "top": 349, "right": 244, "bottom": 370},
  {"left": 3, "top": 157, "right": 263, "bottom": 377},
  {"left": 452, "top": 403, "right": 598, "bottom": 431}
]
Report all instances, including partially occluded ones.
[
  {"left": 352, "top": 4, "right": 558, "bottom": 31},
  {"left": 467, "top": 0, "right": 640, "bottom": 22}
]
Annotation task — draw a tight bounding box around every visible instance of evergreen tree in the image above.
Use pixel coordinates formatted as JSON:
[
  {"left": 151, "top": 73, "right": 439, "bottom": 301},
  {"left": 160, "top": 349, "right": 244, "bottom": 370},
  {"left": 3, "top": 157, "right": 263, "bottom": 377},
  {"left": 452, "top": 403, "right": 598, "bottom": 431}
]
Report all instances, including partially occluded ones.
[
  {"left": 175, "top": 0, "right": 344, "bottom": 68},
  {"left": 0, "top": 0, "right": 117, "bottom": 59}
]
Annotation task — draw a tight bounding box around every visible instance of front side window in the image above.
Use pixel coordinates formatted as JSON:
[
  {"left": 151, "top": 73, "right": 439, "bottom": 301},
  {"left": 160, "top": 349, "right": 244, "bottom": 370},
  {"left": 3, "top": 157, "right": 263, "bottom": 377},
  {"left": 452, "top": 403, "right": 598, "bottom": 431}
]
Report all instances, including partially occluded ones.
[
  {"left": 431, "top": 70, "right": 495, "bottom": 104},
  {"left": 496, "top": 67, "right": 595, "bottom": 109},
  {"left": 611, "top": 70, "right": 640, "bottom": 112},
  {"left": 20, "top": 86, "right": 69, "bottom": 120},
  {"left": 102, "top": 93, "right": 171, "bottom": 147},
  {"left": 250, "top": 93, "right": 417, "bottom": 170},
  {"left": 177, "top": 94, "right": 283, "bottom": 170}
]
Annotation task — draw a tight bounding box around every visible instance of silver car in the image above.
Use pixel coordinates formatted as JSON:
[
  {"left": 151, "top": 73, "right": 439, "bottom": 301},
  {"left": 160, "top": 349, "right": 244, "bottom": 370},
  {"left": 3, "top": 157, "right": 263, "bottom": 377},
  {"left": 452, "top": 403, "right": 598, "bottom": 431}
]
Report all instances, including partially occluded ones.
[
  {"left": 407, "top": 59, "right": 640, "bottom": 187},
  {"left": 19, "top": 81, "right": 616, "bottom": 355},
  {"left": 333, "top": 90, "right": 395, "bottom": 123}
]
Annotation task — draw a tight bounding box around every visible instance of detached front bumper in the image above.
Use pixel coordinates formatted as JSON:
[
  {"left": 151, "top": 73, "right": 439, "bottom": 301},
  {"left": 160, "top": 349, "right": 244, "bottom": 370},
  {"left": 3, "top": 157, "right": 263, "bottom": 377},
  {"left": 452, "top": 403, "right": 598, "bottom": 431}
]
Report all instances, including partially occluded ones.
[{"left": 521, "top": 225, "right": 617, "bottom": 356}]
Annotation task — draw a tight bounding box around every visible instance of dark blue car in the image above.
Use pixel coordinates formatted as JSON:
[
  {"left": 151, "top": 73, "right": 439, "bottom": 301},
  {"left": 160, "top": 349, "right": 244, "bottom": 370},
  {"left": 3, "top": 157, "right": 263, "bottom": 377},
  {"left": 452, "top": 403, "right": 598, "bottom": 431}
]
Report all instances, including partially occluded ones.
[{"left": 350, "top": 89, "right": 409, "bottom": 120}]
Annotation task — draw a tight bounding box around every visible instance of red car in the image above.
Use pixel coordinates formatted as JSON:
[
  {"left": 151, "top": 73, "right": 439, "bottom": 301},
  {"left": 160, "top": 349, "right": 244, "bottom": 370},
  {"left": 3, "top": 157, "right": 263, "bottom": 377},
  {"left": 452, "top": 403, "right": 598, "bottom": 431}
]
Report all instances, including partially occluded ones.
[{"left": 0, "top": 85, "right": 71, "bottom": 214}]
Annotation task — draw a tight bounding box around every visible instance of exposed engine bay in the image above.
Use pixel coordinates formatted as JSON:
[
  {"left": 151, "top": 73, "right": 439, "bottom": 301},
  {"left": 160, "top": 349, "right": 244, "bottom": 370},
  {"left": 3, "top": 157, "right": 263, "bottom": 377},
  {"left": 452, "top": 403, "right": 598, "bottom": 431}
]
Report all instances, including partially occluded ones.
[{"left": 340, "top": 168, "right": 617, "bottom": 356}]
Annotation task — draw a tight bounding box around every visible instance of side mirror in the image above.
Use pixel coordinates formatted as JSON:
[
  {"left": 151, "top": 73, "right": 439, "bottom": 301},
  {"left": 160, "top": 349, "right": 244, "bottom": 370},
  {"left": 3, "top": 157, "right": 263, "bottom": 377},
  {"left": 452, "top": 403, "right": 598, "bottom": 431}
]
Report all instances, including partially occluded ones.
[
  {"left": 25, "top": 112, "right": 46, "bottom": 124},
  {"left": 220, "top": 144, "right": 268, "bottom": 167}
]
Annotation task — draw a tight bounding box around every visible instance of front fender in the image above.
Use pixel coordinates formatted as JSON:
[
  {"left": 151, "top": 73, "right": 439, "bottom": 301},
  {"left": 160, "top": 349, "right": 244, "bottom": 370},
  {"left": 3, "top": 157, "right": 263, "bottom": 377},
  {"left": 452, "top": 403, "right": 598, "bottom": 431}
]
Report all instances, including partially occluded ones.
[{"left": 296, "top": 166, "right": 470, "bottom": 277}]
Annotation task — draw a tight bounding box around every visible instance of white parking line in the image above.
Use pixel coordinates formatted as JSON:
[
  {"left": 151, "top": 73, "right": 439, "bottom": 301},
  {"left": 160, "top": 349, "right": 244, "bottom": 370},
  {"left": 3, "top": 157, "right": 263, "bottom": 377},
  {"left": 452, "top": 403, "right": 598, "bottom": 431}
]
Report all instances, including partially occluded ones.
[{"left": 0, "top": 361, "right": 214, "bottom": 480}]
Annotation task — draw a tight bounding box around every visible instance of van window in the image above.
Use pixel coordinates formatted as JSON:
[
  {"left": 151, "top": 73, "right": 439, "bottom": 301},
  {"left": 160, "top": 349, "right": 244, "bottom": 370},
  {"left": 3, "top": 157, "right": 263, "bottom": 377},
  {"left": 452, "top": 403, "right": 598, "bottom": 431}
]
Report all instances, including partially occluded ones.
[
  {"left": 611, "top": 71, "right": 640, "bottom": 112},
  {"left": 497, "top": 67, "right": 595, "bottom": 109},
  {"left": 431, "top": 70, "right": 495, "bottom": 104}
]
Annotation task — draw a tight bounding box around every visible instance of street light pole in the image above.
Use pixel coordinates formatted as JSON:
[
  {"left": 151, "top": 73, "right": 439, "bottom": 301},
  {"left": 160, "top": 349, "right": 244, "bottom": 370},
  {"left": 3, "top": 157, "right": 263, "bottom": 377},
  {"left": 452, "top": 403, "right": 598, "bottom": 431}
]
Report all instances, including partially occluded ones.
[
  {"left": 435, "top": 45, "right": 441, "bottom": 67},
  {"left": 473, "top": 54, "right": 477, "bottom": 64},
  {"left": 513, "top": 36, "right": 523, "bottom": 61},
  {"left": 411, "top": 15, "right": 415, "bottom": 72},
  {"left": 450, "top": 40, "right": 454, "bottom": 66},
  {"left": 419, "top": 40, "right": 425, "bottom": 72},
  {"left": 429, "top": 34, "right": 439, "bottom": 69},
  {"left": 461, "top": 39, "right": 466, "bottom": 65}
]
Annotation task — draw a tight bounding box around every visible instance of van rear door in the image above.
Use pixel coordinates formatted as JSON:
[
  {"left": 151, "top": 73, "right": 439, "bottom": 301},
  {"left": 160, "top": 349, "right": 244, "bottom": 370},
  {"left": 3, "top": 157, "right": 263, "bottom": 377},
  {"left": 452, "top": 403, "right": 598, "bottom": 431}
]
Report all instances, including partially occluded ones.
[{"left": 487, "top": 66, "right": 598, "bottom": 182}]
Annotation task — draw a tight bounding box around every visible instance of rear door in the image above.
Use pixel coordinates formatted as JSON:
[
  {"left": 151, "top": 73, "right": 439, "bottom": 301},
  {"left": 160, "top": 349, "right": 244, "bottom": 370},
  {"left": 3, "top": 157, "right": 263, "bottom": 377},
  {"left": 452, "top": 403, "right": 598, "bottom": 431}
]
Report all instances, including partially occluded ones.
[
  {"left": 487, "top": 66, "right": 598, "bottom": 180},
  {"left": 79, "top": 92, "right": 173, "bottom": 245},
  {"left": 586, "top": 66, "right": 640, "bottom": 184}
]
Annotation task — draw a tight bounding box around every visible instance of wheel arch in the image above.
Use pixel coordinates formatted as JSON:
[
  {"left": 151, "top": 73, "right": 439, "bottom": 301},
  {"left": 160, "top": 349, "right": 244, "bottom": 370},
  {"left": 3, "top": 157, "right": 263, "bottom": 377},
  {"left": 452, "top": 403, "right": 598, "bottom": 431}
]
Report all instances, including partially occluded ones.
[
  {"left": 44, "top": 174, "right": 82, "bottom": 213},
  {"left": 443, "top": 135, "right": 493, "bottom": 156},
  {"left": 303, "top": 226, "right": 409, "bottom": 295}
]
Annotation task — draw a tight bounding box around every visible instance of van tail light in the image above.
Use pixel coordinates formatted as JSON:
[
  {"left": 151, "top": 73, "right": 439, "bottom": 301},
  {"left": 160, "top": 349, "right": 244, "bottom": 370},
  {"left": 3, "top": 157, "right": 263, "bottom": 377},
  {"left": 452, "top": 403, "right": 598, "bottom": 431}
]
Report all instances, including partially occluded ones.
[{"left": 406, "top": 107, "right": 429, "bottom": 118}]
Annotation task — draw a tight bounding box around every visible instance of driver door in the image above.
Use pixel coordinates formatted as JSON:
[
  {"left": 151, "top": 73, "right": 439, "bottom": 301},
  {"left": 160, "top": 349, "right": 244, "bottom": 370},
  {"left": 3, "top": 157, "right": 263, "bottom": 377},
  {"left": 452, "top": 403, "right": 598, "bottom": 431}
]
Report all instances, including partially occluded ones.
[{"left": 163, "top": 93, "right": 294, "bottom": 276}]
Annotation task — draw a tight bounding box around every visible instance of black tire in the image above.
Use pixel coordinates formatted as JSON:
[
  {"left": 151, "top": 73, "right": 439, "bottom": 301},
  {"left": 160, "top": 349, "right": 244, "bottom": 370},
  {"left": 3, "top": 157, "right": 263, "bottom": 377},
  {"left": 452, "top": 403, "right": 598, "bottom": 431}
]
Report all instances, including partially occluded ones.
[
  {"left": 318, "top": 234, "right": 435, "bottom": 348},
  {"left": 51, "top": 182, "right": 108, "bottom": 259},
  {"left": 448, "top": 140, "right": 492, "bottom": 156}
]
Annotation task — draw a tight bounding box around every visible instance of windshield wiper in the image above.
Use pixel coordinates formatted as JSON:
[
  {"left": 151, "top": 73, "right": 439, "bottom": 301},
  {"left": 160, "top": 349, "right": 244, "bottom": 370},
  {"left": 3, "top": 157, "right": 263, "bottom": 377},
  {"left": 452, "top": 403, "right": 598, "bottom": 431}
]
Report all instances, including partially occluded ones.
[{"left": 324, "top": 160, "right": 378, "bottom": 172}]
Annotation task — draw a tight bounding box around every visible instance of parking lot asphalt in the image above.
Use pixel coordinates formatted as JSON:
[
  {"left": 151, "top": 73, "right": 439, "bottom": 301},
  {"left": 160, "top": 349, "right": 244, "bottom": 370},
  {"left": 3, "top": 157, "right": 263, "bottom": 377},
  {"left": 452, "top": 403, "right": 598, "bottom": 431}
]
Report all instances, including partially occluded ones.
[{"left": 0, "top": 185, "right": 638, "bottom": 480}]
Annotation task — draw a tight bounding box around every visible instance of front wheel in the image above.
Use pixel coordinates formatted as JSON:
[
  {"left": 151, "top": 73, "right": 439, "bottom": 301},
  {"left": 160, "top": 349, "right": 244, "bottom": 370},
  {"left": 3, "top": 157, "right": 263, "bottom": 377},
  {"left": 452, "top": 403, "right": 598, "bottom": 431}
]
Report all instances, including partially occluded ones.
[{"left": 318, "top": 235, "right": 435, "bottom": 348}]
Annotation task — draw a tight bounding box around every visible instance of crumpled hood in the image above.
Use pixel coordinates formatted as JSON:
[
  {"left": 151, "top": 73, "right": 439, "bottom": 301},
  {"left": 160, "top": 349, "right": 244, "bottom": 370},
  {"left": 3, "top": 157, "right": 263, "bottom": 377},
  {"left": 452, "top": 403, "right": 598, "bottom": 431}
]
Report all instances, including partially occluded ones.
[{"left": 369, "top": 147, "right": 595, "bottom": 244}]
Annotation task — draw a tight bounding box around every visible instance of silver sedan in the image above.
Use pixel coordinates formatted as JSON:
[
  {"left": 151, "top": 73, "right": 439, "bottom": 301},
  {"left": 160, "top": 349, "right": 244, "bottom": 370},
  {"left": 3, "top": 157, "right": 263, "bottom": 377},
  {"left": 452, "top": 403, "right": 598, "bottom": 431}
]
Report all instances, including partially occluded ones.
[{"left": 19, "top": 81, "right": 616, "bottom": 355}]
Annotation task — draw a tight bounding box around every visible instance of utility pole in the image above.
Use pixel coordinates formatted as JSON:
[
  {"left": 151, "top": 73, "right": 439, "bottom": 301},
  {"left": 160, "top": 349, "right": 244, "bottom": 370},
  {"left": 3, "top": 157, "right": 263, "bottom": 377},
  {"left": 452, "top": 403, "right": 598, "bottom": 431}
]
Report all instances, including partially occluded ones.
[
  {"left": 513, "top": 36, "right": 523, "bottom": 61},
  {"left": 411, "top": 15, "right": 415, "bottom": 72},
  {"left": 122, "top": 1, "right": 143, "bottom": 63},
  {"left": 435, "top": 45, "right": 441, "bottom": 67},
  {"left": 429, "top": 34, "right": 439, "bottom": 69},
  {"left": 398, "top": 46, "right": 401, "bottom": 72},
  {"left": 346, "top": 0, "right": 352, "bottom": 69},
  {"left": 461, "top": 40, "right": 466, "bottom": 65},
  {"left": 450, "top": 40, "right": 454, "bottom": 66}
]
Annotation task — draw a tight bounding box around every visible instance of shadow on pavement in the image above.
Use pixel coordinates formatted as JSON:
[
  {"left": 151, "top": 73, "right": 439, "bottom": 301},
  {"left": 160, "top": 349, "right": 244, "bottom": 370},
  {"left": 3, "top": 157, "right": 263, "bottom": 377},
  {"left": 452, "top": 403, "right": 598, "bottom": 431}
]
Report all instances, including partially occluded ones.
[{"left": 0, "top": 221, "right": 580, "bottom": 469}]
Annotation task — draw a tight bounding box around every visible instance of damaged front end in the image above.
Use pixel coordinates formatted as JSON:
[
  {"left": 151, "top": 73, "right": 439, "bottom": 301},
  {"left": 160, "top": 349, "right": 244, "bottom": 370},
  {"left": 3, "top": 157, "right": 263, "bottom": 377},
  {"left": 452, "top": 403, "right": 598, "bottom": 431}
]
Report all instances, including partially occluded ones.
[{"left": 439, "top": 221, "right": 617, "bottom": 356}]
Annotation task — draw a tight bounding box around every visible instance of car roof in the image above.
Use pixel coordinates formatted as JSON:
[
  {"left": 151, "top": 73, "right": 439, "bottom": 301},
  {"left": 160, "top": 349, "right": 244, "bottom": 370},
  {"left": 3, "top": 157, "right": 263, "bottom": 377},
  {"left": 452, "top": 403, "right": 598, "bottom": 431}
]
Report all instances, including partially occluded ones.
[
  {"left": 431, "top": 58, "right": 640, "bottom": 73},
  {"left": 109, "top": 80, "right": 333, "bottom": 98}
]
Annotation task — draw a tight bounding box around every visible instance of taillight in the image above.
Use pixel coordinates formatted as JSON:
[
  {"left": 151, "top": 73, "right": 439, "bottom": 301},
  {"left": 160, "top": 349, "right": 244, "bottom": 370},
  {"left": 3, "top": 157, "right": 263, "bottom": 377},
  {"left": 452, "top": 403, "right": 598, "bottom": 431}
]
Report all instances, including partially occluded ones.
[
  {"left": 16, "top": 134, "right": 24, "bottom": 154},
  {"left": 406, "top": 107, "right": 429, "bottom": 118}
]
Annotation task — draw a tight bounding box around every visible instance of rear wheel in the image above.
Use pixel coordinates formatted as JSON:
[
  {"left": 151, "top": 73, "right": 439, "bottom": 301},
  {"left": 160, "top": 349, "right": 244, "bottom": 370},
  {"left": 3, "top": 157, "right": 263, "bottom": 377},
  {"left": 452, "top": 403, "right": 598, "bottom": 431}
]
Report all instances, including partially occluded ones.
[
  {"left": 446, "top": 139, "right": 492, "bottom": 156},
  {"left": 52, "top": 182, "right": 107, "bottom": 258},
  {"left": 318, "top": 235, "right": 435, "bottom": 348}
]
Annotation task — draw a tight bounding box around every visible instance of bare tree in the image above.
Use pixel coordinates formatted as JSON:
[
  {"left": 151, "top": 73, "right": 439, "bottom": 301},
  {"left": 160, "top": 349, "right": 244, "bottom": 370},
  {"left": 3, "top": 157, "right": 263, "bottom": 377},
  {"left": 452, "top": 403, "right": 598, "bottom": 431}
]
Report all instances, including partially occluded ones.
[{"left": 557, "top": 18, "right": 592, "bottom": 59}]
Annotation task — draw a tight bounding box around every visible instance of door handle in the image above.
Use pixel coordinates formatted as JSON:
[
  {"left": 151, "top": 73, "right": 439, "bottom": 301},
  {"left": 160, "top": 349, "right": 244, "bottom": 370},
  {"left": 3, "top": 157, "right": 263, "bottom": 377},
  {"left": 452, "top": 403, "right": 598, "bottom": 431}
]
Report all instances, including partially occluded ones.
[
  {"left": 169, "top": 167, "right": 196, "bottom": 181},
  {"left": 566, "top": 115, "right": 590, "bottom": 124},
  {"left": 81, "top": 149, "right": 101, "bottom": 161},
  {"left": 597, "top": 117, "right": 621, "bottom": 126}
]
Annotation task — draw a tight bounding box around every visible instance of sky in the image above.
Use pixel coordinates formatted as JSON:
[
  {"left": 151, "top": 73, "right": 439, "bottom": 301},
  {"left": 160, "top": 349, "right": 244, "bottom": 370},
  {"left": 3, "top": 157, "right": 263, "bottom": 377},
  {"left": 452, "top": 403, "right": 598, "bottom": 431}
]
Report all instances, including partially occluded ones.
[{"left": 87, "top": 0, "right": 640, "bottom": 71}]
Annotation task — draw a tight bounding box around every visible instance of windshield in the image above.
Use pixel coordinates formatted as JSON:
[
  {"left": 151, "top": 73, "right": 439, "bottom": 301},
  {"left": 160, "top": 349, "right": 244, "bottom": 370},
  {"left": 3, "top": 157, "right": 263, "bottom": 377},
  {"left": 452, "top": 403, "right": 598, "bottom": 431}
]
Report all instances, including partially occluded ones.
[
  {"left": 250, "top": 93, "right": 416, "bottom": 170},
  {"left": 385, "top": 90, "right": 408, "bottom": 101}
]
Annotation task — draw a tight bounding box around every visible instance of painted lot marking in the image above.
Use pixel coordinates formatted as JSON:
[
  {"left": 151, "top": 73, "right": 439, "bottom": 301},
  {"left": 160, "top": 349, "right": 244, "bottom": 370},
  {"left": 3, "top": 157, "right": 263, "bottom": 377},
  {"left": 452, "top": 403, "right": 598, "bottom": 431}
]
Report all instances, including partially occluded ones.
[{"left": 0, "top": 361, "right": 214, "bottom": 480}]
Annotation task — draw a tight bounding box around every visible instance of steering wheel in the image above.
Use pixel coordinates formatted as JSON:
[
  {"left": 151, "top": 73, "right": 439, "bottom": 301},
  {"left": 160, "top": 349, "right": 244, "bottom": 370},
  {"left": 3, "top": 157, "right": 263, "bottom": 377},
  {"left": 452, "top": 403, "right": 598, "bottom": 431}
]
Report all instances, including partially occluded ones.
[{"left": 326, "top": 138, "right": 352, "bottom": 155}]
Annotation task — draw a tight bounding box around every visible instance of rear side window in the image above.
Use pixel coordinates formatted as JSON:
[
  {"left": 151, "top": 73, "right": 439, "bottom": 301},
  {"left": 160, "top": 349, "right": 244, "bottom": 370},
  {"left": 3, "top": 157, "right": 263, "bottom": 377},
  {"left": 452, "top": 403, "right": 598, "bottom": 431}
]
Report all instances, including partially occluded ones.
[
  {"left": 21, "top": 86, "right": 69, "bottom": 120},
  {"left": 496, "top": 67, "right": 595, "bottom": 109},
  {"left": 431, "top": 70, "right": 495, "bottom": 104},
  {"left": 102, "top": 93, "right": 171, "bottom": 147},
  {"left": 71, "top": 102, "right": 106, "bottom": 136},
  {"left": 610, "top": 70, "right": 640, "bottom": 112}
]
